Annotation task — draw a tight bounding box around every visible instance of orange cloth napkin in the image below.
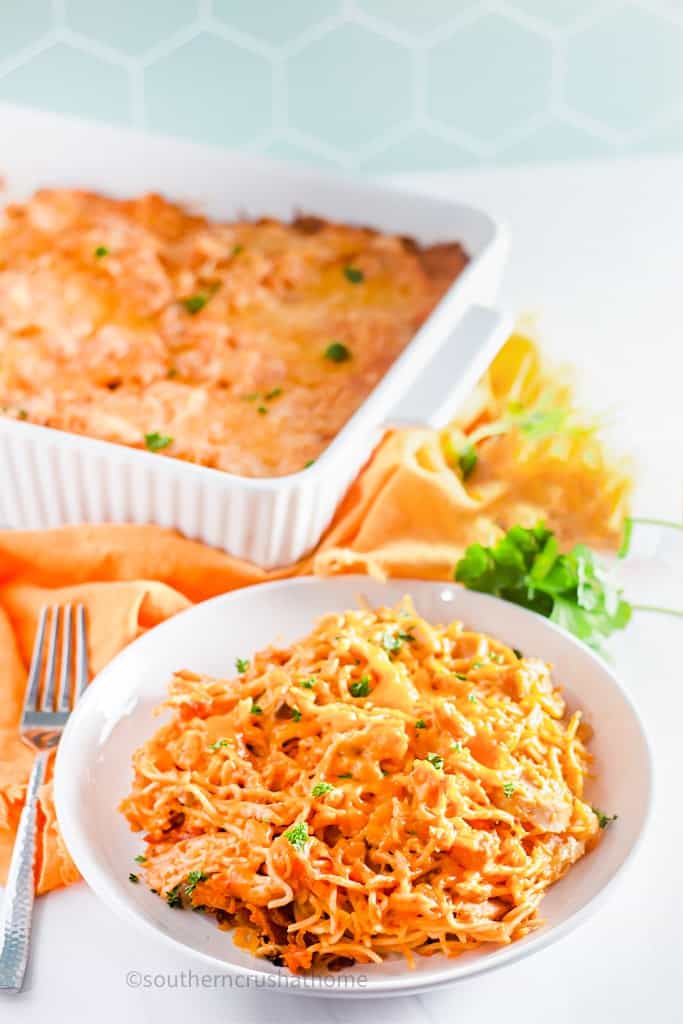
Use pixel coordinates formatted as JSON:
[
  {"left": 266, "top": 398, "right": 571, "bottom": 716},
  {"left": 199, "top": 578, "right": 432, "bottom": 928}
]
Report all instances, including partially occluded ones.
[{"left": 0, "top": 335, "right": 630, "bottom": 894}]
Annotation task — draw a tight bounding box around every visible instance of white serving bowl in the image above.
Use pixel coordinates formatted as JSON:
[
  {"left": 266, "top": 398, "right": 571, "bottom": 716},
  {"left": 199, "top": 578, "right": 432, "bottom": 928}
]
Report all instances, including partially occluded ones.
[{"left": 54, "top": 577, "right": 652, "bottom": 998}]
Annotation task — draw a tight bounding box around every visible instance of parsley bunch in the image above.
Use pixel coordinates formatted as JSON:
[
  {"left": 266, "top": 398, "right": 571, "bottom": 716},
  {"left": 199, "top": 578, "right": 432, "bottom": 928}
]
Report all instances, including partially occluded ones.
[
  {"left": 456, "top": 518, "right": 683, "bottom": 651},
  {"left": 454, "top": 523, "right": 631, "bottom": 652}
]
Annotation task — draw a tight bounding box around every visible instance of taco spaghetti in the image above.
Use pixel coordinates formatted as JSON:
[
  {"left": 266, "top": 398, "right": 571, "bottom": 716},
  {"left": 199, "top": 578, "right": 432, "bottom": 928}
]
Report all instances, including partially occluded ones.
[{"left": 120, "top": 599, "right": 603, "bottom": 972}]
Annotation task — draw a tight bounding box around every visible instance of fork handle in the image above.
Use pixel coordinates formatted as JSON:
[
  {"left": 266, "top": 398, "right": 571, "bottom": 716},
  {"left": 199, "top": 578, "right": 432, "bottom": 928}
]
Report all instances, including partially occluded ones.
[{"left": 0, "top": 750, "right": 49, "bottom": 993}]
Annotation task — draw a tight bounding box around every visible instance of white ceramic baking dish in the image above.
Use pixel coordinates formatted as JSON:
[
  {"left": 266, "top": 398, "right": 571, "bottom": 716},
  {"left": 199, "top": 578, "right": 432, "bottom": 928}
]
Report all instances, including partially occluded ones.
[{"left": 0, "top": 104, "right": 511, "bottom": 568}]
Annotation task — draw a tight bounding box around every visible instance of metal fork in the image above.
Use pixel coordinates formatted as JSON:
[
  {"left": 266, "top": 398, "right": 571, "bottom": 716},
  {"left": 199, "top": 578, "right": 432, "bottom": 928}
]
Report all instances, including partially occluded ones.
[{"left": 0, "top": 605, "right": 89, "bottom": 993}]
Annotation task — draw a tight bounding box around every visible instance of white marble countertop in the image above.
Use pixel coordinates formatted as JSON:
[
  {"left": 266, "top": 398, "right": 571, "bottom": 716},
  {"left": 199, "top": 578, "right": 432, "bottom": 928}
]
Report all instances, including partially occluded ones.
[{"left": 3, "top": 155, "right": 682, "bottom": 1024}]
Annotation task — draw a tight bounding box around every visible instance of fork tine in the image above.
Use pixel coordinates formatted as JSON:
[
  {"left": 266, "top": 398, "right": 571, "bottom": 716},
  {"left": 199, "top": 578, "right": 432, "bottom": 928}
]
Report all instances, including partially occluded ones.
[
  {"left": 74, "top": 604, "right": 89, "bottom": 703},
  {"left": 39, "top": 607, "right": 60, "bottom": 712},
  {"left": 23, "top": 607, "right": 49, "bottom": 713},
  {"left": 56, "top": 604, "right": 74, "bottom": 713}
]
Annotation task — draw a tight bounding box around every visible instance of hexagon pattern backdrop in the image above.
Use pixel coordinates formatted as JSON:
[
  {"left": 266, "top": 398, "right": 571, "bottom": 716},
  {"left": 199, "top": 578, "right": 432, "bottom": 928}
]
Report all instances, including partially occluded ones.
[{"left": 1, "top": 0, "right": 682, "bottom": 172}]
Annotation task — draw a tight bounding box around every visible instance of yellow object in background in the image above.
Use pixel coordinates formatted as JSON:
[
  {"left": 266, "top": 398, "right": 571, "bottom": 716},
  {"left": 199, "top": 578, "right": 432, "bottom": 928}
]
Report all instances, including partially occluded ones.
[{"left": 317, "top": 328, "right": 631, "bottom": 578}]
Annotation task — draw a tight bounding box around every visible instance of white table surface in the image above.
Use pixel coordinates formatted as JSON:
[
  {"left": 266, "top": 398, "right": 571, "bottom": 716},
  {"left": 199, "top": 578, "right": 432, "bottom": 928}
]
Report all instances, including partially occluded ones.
[{"left": 3, "top": 156, "right": 682, "bottom": 1024}]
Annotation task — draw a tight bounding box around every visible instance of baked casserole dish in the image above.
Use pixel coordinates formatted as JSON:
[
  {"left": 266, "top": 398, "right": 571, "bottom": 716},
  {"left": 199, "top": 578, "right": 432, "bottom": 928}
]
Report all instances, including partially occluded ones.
[{"left": 0, "top": 190, "right": 468, "bottom": 478}]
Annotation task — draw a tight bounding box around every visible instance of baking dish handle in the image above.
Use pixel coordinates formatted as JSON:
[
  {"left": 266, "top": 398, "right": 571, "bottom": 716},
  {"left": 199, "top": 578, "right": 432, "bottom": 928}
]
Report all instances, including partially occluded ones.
[{"left": 386, "top": 304, "right": 513, "bottom": 429}]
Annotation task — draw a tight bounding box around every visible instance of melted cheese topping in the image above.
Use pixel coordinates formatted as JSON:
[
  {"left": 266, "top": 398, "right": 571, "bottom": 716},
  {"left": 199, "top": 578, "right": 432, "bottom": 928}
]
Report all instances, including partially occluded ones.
[
  {"left": 120, "top": 598, "right": 602, "bottom": 973},
  {"left": 0, "top": 191, "right": 467, "bottom": 477}
]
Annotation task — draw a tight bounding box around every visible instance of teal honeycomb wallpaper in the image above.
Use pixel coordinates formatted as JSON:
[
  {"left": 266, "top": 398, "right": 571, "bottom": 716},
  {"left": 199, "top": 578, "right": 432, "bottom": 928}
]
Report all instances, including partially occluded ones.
[{"left": 1, "top": 1, "right": 681, "bottom": 171}]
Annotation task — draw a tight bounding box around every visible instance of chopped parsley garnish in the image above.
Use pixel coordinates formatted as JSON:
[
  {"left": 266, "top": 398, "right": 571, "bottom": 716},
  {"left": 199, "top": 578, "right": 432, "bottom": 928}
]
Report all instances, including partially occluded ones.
[
  {"left": 236, "top": 657, "right": 250, "bottom": 674},
  {"left": 337, "top": 773, "right": 352, "bottom": 779},
  {"left": 284, "top": 822, "right": 309, "bottom": 850},
  {"left": 231, "top": 244, "right": 244, "bottom": 256},
  {"left": 312, "top": 782, "right": 333, "bottom": 797},
  {"left": 300, "top": 678, "right": 315, "bottom": 689},
  {"left": 290, "top": 707, "right": 302, "bottom": 722},
  {"left": 509, "top": 402, "right": 570, "bottom": 440},
  {"left": 381, "top": 631, "right": 412, "bottom": 654},
  {"left": 180, "top": 285, "right": 219, "bottom": 314},
  {"left": 343, "top": 266, "right": 364, "bottom": 284},
  {"left": 455, "top": 673, "right": 468, "bottom": 681},
  {"left": 303, "top": 459, "right": 315, "bottom": 468},
  {"left": 468, "top": 693, "right": 478, "bottom": 703},
  {"left": 184, "top": 870, "right": 208, "bottom": 896},
  {"left": 426, "top": 753, "right": 444, "bottom": 770},
  {"left": 128, "top": 872, "right": 139, "bottom": 883},
  {"left": 265, "top": 387, "right": 283, "bottom": 400},
  {"left": 415, "top": 719, "right": 427, "bottom": 729},
  {"left": 257, "top": 405, "right": 268, "bottom": 415},
  {"left": 451, "top": 740, "right": 462, "bottom": 752},
  {"left": 94, "top": 245, "right": 109, "bottom": 258},
  {"left": 134, "top": 854, "right": 147, "bottom": 864},
  {"left": 455, "top": 522, "right": 632, "bottom": 653},
  {"left": 458, "top": 443, "right": 477, "bottom": 481},
  {"left": 208, "top": 738, "right": 230, "bottom": 751},
  {"left": 502, "top": 782, "right": 516, "bottom": 798},
  {"left": 350, "top": 676, "right": 370, "bottom": 698},
  {"left": 592, "top": 806, "right": 618, "bottom": 829},
  {"left": 471, "top": 662, "right": 484, "bottom": 669},
  {"left": 250, "top": 702, "right": 263, "bottom": 715},
  {"left": 324, "top": 341, "right": 351, "bottom": 363},
  {"left": 181, "top": 293, "right": 208, "bottom": 314},
  {"left": 513, "top": 648, "right": 523, "bottom": 659},
  {"left": 166, "top": 884, "right": 182, "bottom": 908},
  {"left": 243, "top": 393, "right": 259, "bottom": 402},
  {"left": 144, "top": 432, "right": 173, "bottom": 452}
]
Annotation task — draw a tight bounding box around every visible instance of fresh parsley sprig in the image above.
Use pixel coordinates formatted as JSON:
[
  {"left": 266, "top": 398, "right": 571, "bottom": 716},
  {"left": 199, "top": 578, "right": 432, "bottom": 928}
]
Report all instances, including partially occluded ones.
[
  {"left": 454, "top": 522, "right": 631, "bottom": 652},
  {"left": 455, "top": 519, "right": 683, "bottom": 651},
  {"left": 284, "top": 822, "right": 309, "bottom": 850}
]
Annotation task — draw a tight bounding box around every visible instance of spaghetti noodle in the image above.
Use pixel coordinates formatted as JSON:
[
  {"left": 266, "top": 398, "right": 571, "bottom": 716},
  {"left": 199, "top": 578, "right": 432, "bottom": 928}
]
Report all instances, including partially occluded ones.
[{"left": 120, "top": 598, "right": 603, "bottom": 972}]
